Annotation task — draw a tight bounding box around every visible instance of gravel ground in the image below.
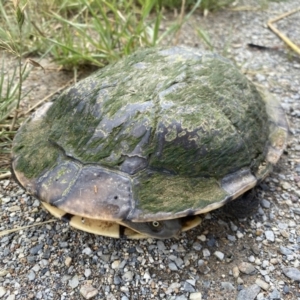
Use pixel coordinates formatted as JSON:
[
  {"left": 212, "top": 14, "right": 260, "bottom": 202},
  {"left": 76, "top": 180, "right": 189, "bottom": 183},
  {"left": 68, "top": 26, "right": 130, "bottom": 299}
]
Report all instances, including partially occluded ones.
[{"left": 1, "top": 1, "right": 300, "bottom": 299}]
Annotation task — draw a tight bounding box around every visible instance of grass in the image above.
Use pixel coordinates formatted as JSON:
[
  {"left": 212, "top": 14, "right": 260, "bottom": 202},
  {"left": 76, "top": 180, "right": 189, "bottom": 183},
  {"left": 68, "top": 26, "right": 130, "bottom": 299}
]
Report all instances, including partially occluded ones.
[
  {"left": 38, "top": 0, "right": 164, "bottom": 67},
  {"left": 0, "top": 0, "right": 204, "bottom": 68},
  {"left": 1, "top": 0, "right": 28, "bottom": 176}
]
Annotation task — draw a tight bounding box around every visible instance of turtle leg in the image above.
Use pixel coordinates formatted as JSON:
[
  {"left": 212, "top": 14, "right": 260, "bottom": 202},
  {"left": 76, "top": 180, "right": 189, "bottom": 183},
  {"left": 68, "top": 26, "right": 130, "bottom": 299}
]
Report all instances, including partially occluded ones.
[{"left": 222, "top": 189, "right": 259, "bottom": 219}]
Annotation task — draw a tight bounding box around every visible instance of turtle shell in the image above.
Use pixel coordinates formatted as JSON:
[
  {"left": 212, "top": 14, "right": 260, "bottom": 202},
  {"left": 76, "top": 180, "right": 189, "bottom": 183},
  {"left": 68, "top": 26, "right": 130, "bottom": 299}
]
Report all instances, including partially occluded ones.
[{"left": 12, "top": 46, "right": 288, "bottom": 237}]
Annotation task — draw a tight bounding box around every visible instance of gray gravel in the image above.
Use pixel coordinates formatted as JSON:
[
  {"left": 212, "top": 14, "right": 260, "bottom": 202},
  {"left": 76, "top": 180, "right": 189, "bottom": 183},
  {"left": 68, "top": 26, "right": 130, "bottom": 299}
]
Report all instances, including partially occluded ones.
[{"left": 1, "top": 0, "right": 300, "bottom": 299}]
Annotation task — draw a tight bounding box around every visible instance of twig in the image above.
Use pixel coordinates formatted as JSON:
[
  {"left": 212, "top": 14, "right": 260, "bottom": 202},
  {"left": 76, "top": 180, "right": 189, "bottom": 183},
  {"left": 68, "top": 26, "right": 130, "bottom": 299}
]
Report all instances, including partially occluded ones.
[
  {"left": 229, "top": 6, "right": 260, "bottom": 11},
  {"left": 268, "top": 7, "right": 300, "bottom": 23},
  {"left": 0, "top": 172, "right": 11, "bottom": 179},
  {"left": 267, "top": 8, "right": 300, "bottom": 56},
  {"left": 0, "top": 219, "right": 56, "bottom": 237}
]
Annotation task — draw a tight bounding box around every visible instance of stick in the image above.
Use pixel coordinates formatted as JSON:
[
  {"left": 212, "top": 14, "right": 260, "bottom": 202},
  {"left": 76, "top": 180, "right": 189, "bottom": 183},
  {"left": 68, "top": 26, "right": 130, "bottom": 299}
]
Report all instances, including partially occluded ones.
[
  {"left": 0, "top": 219, "right": 56, "bottom": 237},
  {"left": 267, "top": 8, "right": 300, "bottom": 56}
]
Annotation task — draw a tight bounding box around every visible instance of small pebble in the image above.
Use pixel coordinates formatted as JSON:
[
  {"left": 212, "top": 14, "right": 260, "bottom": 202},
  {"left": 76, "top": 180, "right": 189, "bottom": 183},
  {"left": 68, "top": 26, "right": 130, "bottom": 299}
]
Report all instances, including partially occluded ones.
[
  {"left": 69, "top": 275, "right": 79, "bottom": 289},
  {"left": 65, "top": 257, "right": 72, "bottom": 267},
  {"left": 280, "top": 230, "right": 289, "bottom": 238},
  {"left": 27, "top": 270, "right": 36, "bottom": 281},
  {"left": 0, "top": 269, "right": 9, "bottom": 277},
  {"left": 189, "top": 292, "right": 202, "bottom": 300},
  {"left": 282, "top": 267, "right": 300, "bottom": 281},
  {"left": 202, "top": 249, "right": 210, "bottom": 258},
  {"left": 269, "top": 289, "right": 281, "bottom": 299},
  {"left": 236, "top": 231, "right": 244, "bottom": 239},
  {"left": 248, "top": 256, "right": 255, "bottom": 263},
  {"left": 184, "top": 281, "right": 195, "bottom": 292},
  {"left": 186, "top": 279, "right": 195, "bottom": 286},
  {"left": 256, "top": 292, "right": 265, "bottom": 300},
  {"left": 193, "top": 242, "right": 202, "bottom": 251},
  {"left": 260, "top": 199, "right": 270, "bottom": 209},
  {"left": 232, "top": 266, "right": 240, "bottom": 278},
  {"left": 281, "top": 182, "right": 291, "bottom": 190},
  {"left": 84, "top": 269, "right": 92, "bottom": 278},
  {"left": 238, "top": 262, "right": 256, "bottom": 275},
  {"left": 255, "top": 258, "right": 261, "bottom": 265},
  {"left": 29, "top": 244, "right": 43, "bottom": 255},
  {"left": 143, "top": 271, "right": 151, "bottom": 280},
  {"left": 214, "top": 251, "right": 224, "bottom": 261},
  {"left": 230, "top": 222, "right": 238, "bottom": 231},
  {"left": 32, "top": 199, "right": 40, "bottom": 207},
  {"left": 283, "top": 285, "right": 290, "bottom": 294},
  {"left": 59, "top": 242, "right": 68, "bottom": 248},
  {"left": 261, "top": 260, "right": 269, "bottom": 269},
  {"left": 265, "top": 230, "right": 275, "bottom": 242},
  {"left": 111, "top": 260, "right": 120, "bottom": 269},
  {"left": 255, "top": 278, "right": 269, "bottom": 290},
  {"left": 7, "top": 205, "right": 20, "bottom": 212},
  {"left": 157, "top": 241, "right": 166, "bottom": 251},
  {"left": 227, "top": 234, "right": 236, "bottom": 242},
  {"left": 279, "top": 246, "right": 293, "bottom": 256},
  {"left": 221, "top": 282, "right": 235, "bottom": 291},
  {"left": 169, "top": 262, "right": 178, "bottom": 271},
  {"left": 251, "top": 245, "right": 260, "bottom": 255},
  {"left": 82, "top": 247, "right": 93, "bottom": 255},
  {"left": 197, "top": 235, "right": 206, "bottom": 242},
  {"left": 122, "top": 271, "right": 134, "bottom": 282},
  {"left": 236, "top": 284, "right": 260, "bottom": 300},
  {"left": 289, "top": 220, "right": 296, "bottom": 228},
  {"left": 270, "top": 258, "right": 278, "bottom": 265},
  {"left": 0, "top": 287, "right": 7, "bottom": 298},
  {"left": 80, "top": 285, "right": 98, "bottom": 299},
  {"left": 174, "top": 257, "right": 184, "bottom": 268},
  {"left": 167, "top": 282, "right": 181, "bottom": 293}
]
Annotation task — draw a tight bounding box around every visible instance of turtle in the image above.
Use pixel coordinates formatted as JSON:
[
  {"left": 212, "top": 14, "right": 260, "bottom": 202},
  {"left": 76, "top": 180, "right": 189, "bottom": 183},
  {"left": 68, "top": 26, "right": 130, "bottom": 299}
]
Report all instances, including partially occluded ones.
[{"left": 11, "top": 46, "right": 289, "bottom": 239}]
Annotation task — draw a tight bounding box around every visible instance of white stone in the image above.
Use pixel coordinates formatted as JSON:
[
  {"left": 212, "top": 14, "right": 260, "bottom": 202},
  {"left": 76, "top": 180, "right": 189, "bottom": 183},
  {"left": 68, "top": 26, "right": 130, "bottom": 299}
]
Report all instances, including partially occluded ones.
[
  {"left": 111, "top": 260, "right": 120, "bottom": 269},
  {"left": 202, "top": 249, "right": 210, "bottom": 257},
  {"left": 82, "top": 247, "right": 93, "bottom": 255},
  {"left": 197, "top": 235, "right": 206, "bottom": 242},
  {"left": 84, "top": 269, "right": 92, "bottom": 278},
  {"left": 0, "top": 287, "right": 7, "bottom": 298},
  {"left": 65, "top": 257, "right": 72, "bottom": 267},
  {"left": 236, "top": 231, "right": 244, "bottom": 239},
  {"left": 232, "top": 266, "right": 239, "bottom": 278},
  {"left": 255, "top": 278, "right": 269, "bottom": 290},
  {"left": 80, "top": 286, "right": 98, "bottom": 299},
  {"left": 189, "top": 292, "right": 202, "bottom": 300},
  {"left": 69, "top": 275, "right": 79, "bottom": 289},
  {"left": 214, "top": 251, "right": 224, "bottom": 261}
]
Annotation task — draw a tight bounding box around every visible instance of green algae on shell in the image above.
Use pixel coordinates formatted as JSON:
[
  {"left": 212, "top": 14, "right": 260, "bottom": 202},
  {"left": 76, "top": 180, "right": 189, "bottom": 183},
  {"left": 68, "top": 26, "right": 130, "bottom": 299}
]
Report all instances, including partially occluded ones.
[{"left": 12, "top": 46, "right": 289, "bottom": 233}]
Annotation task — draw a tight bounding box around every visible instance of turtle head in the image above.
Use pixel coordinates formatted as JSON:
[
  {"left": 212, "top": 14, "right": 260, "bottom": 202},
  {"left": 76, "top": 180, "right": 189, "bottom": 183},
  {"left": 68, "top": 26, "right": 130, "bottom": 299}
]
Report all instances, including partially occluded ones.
[{"left": 122, "top": 218, "right": 182, "bottom": 239}]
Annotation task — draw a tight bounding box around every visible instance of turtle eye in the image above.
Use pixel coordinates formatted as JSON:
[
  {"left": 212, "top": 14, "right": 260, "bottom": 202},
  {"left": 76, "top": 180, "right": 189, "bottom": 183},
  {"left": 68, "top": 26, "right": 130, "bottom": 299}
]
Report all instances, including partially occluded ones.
[
  {"left": 148, "top": 221, "right": 163, "bottom": 232},
  {"left": 152, "top": 221, "right": 160, "bottom": 227}
]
